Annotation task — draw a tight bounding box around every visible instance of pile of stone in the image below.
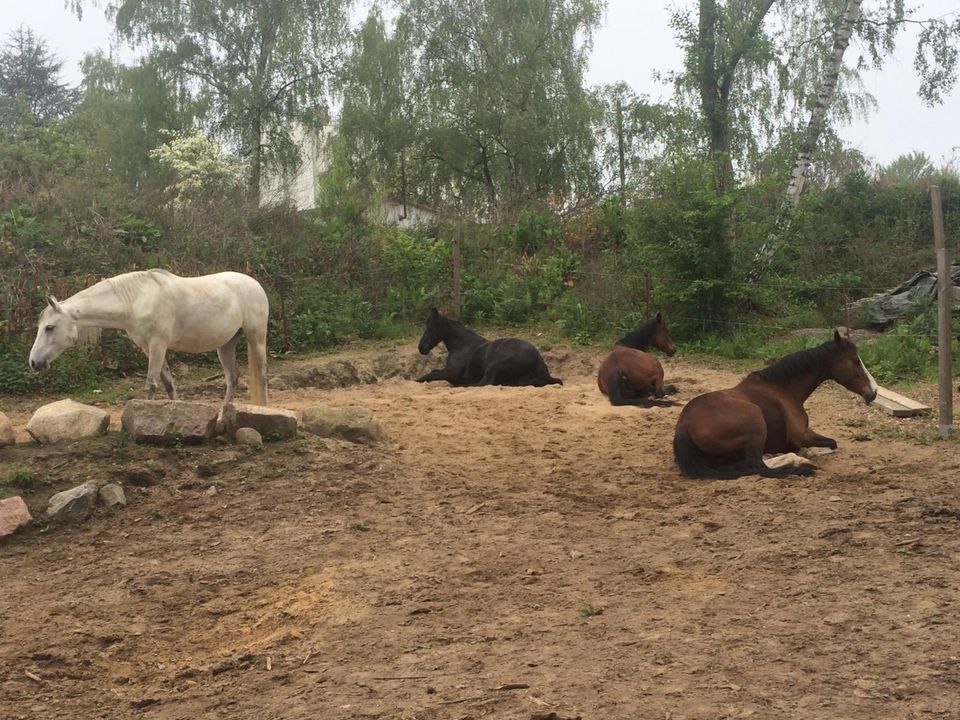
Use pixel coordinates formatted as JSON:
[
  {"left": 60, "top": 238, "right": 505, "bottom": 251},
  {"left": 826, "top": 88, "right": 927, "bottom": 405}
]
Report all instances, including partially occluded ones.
[{"left": 0, "top": 397, "right": 386, "bottom": 540}]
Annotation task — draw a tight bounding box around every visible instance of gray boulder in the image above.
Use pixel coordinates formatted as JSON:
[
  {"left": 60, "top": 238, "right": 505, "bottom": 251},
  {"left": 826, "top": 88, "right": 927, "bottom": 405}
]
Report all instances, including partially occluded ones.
[
  {"left": 121, "top": 400, "right": 219, "bottom": 445},
  {"left": 222, "top": 403, "right": 297, "bottom": 441},
  {"left": 26, "top": 400, "right": 109, "bottom": 445},
  {"left": 235, "top": 427, "right": 263, "bottom": 448},
  {"left": 299, "top": 405, "right": 385, "bottom": 443},
  {"left": 98, "top": 483, "right": 127, "bottom": 508},
  {"left": 47, "top": 482, "right": 99, "bottom": 523},
  {"left": 0, "top": 496, "right": 32, "bottom": 538},
  {"left": 0, "top": 411, "right": 15, "bottom": 447}
]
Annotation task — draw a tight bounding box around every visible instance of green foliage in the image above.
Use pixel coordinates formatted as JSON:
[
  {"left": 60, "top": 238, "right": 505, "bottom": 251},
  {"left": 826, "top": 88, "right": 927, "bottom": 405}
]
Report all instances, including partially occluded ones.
[
  {"left": 110, "top": 0, "right": 352, "bottom": 197},
  {"left": 288, "top": 282, "right": 386, "bottom": 351},
  {"left": 388, "top": 0, "right": 604, "bottom": 214},
  {"left": 0, "top": 339, "right": 99, "bottom": 394},
  {"left": 552, "top": 292, "right": 600, "bottom": 345},
  {"left": 854, "top": 309, "right": 960, "bottom": 385},
  {"left": 510, "top": 210, "right": 559, "bottom": 255},
  {"left": 0, "top": 464, "right": 44, "bottom": 498},
  {"left": 380, "top": 230, "right": 451, "bottom": 319}
]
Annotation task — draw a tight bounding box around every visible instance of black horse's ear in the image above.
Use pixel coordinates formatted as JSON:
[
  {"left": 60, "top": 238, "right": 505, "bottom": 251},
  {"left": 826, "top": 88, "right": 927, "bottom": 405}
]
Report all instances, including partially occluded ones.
[
  {"left": 430, "top": 307, "right": 439, "bottom": 318},
  {"left": 655, "top": 311, "right": 662, "bottom": 323},
  {"left": 833, "top": 329, "right": 842, "bottom": 344}
]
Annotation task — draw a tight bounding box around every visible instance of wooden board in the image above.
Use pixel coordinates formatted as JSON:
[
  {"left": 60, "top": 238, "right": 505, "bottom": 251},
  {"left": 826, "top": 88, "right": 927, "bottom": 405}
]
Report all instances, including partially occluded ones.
[{"left": 873, "top": 385, "right": 931, "bottom": 417}]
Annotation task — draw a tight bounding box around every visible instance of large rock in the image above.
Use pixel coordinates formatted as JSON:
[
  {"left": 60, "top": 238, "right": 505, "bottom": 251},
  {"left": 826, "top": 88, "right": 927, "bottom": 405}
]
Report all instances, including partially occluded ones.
[
  {"left": 26, "top": 400, "right": 109, "bottom": 445},
  {"left": 299, "top": 405, "right": 385, "bottom": 444},
  {"left": 235, "top": 427, "right": 263, "bottom": 448},
  {"left": 121, "top": 400, "right": 219, "bottom": 445},
  {"left": 0, "top": 411, "right": 15, "bottom": 447},
  {"left": 222, "top": 403, "right": 297, "bottom": 441},
  {"left": 99, "top": 483, "right": 127, "bottom": 508},
  {"left": 46, "top": 482, "right": 99, "bottom": 523},
  {"left": 0, "top": 496, "right": 32, "bottom": 538}
]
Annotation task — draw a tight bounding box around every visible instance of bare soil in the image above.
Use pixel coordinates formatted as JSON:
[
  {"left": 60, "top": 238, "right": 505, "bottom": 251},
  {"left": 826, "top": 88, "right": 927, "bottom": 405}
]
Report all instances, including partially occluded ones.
[{"left": 2, "top": 342, "right": 960, "bottom": 720}]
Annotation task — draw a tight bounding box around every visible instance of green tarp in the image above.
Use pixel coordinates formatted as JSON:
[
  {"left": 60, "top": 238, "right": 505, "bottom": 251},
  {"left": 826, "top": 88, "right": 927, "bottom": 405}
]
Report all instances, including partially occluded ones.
[{"left": 867, "top": 264, "right": 960, "bottom": 328}]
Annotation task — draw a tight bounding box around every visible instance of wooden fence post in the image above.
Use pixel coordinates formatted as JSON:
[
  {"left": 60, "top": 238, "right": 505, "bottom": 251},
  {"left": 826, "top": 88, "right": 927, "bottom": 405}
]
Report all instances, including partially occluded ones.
[{"left": 932, "top": 185, "right": 953, "bottom": 438}]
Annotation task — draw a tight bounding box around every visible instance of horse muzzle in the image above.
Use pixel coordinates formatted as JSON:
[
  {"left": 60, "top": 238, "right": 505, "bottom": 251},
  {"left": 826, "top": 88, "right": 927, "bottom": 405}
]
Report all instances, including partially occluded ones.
[
  {"left": 29, "top": 357, "right": 48, "bottom": 372},
  {"left": 863, "top": 389, "right": 877, "bottom": 405}
]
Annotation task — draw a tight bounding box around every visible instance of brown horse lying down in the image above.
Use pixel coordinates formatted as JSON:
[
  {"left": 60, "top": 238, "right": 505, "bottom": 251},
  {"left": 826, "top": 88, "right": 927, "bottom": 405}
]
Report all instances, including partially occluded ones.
[
  {"left": 674, "top": 330, "right": 878, "bottom": 479},
  {"left": 597, "top": 312, "right": 677, "bottom": 406}
]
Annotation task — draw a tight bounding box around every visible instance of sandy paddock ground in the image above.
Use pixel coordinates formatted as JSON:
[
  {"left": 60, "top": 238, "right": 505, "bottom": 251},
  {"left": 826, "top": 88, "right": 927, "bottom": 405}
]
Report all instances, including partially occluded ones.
[{"left": 1, "top": 342, "right": 959, "bottom": 720}]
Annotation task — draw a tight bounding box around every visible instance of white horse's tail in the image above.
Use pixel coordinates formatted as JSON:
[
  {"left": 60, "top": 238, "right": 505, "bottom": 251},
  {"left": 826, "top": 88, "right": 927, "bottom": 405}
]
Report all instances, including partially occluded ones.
[{"left": 247, "top": 338, "right": 268, "bottom": 406}]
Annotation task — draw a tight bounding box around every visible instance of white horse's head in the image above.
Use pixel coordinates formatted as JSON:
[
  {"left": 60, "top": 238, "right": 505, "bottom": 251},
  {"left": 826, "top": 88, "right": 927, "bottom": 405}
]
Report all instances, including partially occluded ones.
[{"left": 29, "top": 296, "right": 78, "bottom": 371}]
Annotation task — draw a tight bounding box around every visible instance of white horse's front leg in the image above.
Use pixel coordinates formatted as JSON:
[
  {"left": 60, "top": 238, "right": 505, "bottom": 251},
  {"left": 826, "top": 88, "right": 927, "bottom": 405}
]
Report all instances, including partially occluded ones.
[{"left": 145, "top": 341, "right": 168, "bottom": 400}]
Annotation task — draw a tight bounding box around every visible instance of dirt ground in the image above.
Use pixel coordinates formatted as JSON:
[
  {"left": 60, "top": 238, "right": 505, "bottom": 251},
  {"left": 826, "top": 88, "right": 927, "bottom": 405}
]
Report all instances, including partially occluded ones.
[{"left": 2, "top": 341, "right": 960, "bottom": 720}]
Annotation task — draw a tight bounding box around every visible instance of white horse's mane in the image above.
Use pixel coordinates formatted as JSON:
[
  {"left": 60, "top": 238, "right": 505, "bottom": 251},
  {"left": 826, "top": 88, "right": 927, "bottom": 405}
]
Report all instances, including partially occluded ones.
[{"left": 107, "top": 269, "right": 172, "bottom": 315}]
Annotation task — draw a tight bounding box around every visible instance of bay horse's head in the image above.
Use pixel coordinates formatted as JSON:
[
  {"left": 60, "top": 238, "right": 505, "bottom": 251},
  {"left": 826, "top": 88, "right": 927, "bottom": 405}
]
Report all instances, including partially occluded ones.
[
  {"left": 29, "top": 297, "right": 78, "bottom": 371},
  {"left": 827, "top": 329, "right": 878, "bottom": 404},
  {"left": 618, "top": 312, "right": 677, "bottom": 356},
  {"left": 649, "top": 312, "right": 677, "bottom": 356},
  {"left": 418, "top": 308, "right": 446, "bottom": 355}
]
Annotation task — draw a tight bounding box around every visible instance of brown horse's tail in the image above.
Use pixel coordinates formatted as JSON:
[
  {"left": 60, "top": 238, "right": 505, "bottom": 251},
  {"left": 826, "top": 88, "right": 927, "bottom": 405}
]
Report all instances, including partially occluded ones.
[{"left": 673, "top": 426, "right": 814, "bottom": 480}]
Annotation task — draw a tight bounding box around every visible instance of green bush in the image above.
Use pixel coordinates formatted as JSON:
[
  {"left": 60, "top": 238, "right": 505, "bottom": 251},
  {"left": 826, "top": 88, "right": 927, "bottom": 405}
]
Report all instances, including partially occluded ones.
[
  {"left": 552, "top": 292, "right": 600, "bottom": 345},
  {"left": 0, "top": 339, "right": 100, "bottom": 395},
  {"left": 510, "top": 210, "right": 559, "bottom": 255}
]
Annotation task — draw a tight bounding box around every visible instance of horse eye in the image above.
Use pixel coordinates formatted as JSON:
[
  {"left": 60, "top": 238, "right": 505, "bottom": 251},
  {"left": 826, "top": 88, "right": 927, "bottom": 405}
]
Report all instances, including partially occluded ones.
[{"left": 45, "top": 325, "right": 55, "bottom": 332}]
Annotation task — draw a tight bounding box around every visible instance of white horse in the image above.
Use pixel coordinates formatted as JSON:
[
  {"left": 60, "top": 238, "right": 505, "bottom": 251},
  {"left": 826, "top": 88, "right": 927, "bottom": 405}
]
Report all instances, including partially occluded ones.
[{"left": 29, "top": 269, "right": 269, "bottom": 405}]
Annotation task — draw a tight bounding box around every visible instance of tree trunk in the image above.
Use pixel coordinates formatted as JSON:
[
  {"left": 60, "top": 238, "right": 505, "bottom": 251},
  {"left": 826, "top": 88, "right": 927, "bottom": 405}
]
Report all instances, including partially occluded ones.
[
  {"left": 249, "top": 111, "right": 263, "bottom": 206},
  {"left": 698, "top": 0, "right": 735, "bottom": 197},
  {"left": 785, "top": 0, "right": 863, "bottom": 207},
  {"left": 248, "top": 3, "right": 281, "bottom": 206},
  {"left": 751, "top": 0, "right": 864, "bottom": 277},
  {"left": 615, "top": 97, "right": 626, "bottom": 202}
]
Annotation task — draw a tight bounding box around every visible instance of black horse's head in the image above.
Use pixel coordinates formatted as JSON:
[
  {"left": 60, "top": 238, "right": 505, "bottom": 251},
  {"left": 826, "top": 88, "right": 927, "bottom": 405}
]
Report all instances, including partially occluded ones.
[{"left": 418, "top": 308, "right": 446, "bottom": 355}]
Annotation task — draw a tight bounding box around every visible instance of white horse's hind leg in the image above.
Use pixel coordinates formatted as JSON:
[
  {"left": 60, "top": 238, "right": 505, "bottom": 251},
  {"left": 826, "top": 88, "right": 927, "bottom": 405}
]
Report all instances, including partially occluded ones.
[
  {"left": 217, "top": 334, "right": 241, "bottom": 405},
  {"left": 246, "top": 334, "right": 268, "bottom": 406},
  {"left": 160, "top": 361, "right": 178, "bottom": 400}
]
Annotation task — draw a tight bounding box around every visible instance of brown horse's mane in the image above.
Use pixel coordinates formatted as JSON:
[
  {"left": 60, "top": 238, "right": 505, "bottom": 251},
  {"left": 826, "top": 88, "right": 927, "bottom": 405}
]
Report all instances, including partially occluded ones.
[
  {"left": 616, "top": 319, "right": 659, "bottom": 350},
  {"left": 753, "top": 341, "right": 835, "bottom": 384}
]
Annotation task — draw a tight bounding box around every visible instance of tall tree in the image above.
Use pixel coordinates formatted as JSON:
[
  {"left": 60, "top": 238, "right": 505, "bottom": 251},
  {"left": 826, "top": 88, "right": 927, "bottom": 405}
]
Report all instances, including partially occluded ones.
[
  {"left": 671, "top": 0, "right": 960, "bottom": 246},
  {"left": 337, "top": 9, "right": 418, "bottom": 213},
  {"left": 400, "top": 0, "right": 603, "bottom": 217},
  {"left": 78, "top": 53, "right": 195, "bottom": 184},
  {"left": 784, "top": 0, "right": 862, "bottom": 208},
  {"left": 0, "top": 26, "right": 79, "bottom": 126},
  {"left": 593, "top": 83, "right": 674, "bottom": 199},
  {"left": 108, "top": 0, "right": 352, "bottom": 203}
]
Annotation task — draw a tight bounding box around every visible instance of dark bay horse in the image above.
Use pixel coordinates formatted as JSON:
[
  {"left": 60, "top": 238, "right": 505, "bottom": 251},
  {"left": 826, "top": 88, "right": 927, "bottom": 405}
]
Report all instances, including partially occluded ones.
[
  {"left": 597, "top": 312, "right": 678, "bottom": 406},
  {"left": 416, "top": 308, "right": 562, "bottom": 387},
  {"left": 673, "top": 330, "right": 878, "bottom": 479}
]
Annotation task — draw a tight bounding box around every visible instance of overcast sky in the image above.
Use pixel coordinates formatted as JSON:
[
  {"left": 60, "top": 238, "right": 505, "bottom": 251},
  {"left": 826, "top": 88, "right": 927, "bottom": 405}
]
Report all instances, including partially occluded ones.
[{"left": 3, "top": 0, "right": 959, "bottom": 167}]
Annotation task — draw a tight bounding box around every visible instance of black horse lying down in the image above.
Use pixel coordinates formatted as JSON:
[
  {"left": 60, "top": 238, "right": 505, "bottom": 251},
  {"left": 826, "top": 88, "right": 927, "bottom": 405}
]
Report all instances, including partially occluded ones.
[{"left": 416, "top": 308, "right": 562, "bottom": 387}]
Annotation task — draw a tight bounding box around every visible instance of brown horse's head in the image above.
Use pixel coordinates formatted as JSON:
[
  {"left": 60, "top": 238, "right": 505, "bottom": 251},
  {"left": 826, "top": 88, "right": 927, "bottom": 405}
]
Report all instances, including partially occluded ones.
[
  {"left": 651, "top": 312, "right": 678, "bottom": 356},
  {"left": 828, "top": 330, "right": 878, "bottom": 404},
  {"left": 617, "top": 311, "right": 677, "bottom": 356}
]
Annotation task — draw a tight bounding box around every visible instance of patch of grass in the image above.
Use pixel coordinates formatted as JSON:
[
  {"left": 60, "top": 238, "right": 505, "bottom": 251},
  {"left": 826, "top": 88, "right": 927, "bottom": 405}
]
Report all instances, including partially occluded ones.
[
  {"left": 0, "top": 464, "right": 44, "bottom": 497},
  {"left": 350, "top": 521, "right": 370, "bottom": 532},
  {"left": 579, "top": 604, "right": 604, "bottom": 618}
]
